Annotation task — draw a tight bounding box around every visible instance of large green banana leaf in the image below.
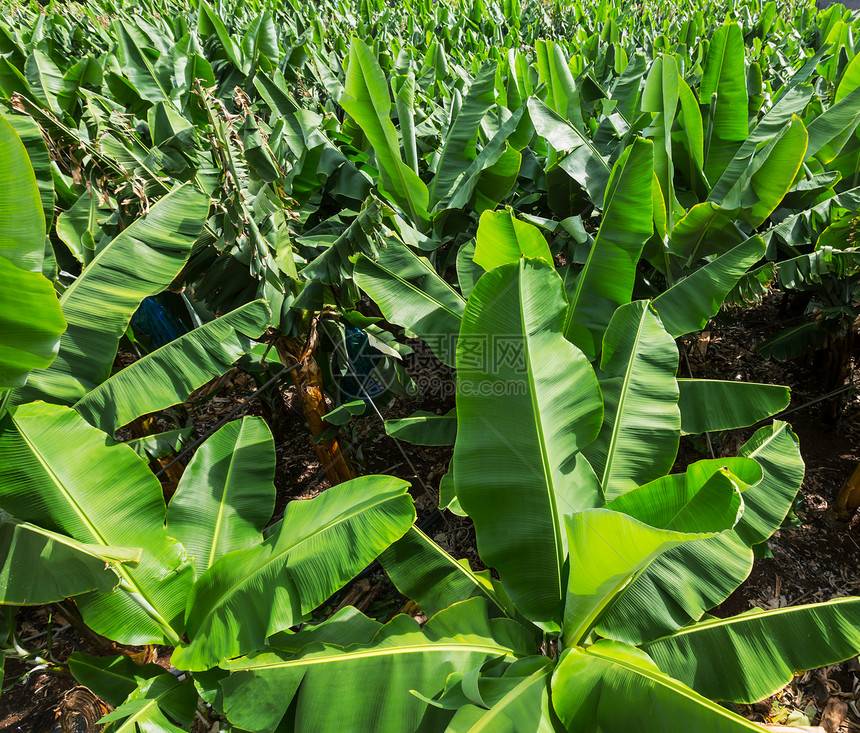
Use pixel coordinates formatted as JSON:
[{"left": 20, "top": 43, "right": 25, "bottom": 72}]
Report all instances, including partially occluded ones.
[
  {"left": 701, "top": 23, "right": 749, "bottom": 183},
  {"left": 470, "top": 143, "right": 522, "bottom": 214},
  {"left": 564, "top": 138, "right": 654, "bottom": 358},
  {"left": 354, "top": 240, "right": 465, "bottom": 367},
  {"left": 172, "top": 475, "right": 415, "bottom": 670},
  {"left": 708, "top": 84, "right": 813, "bottom": 205},
  {"left": 806, "top": 82, "right": 860, "bottom": 163},
  {"left": 0, "top": 513, "right": 139, "bottom": 604},
  {"left": 595, "top": 517, "right": 750, "bottom": 647},
  {"left": 16, "top": 184, "right": 209, "bottom": 405},
  {"left": 0, "top": 403, "right": 193, "bottom": 644},
  {"left": 429, "top": 62, "right": 497, "bottom": 208},
  {"left": 74, "top": 300, "right": 270, "bottom": 434},
  {"left": 595, "top": 422, "right": 802, "bottom": 644},
  {"left": 113, "top": 19, "right": 170, "bottom": 104},
  {"left": 340, "top": 38, "right": 429, "bottom": 226},
  {"left": 677, "top": 379, "right": 789, "bottom": 434},
  {"left": 220, "top": 598, "right": 534, "bottom": 733},
  {"left": 642, "top": 598, "right": 860, "bottom": 704},
  {"left": 582, "top": 300, "right": 680, "bottom": 501},
  {"left": 715, "top": 115, "right": 808, "bottom": 228},
  {"left": 732, "top": 421, "right": 804, "bottom": 545},
  {"left": 55, "top": 189, "right": 110, "bottom": 266},
  {"left": 552, "top": 640, "right": 762, "bottom": 731},
  {"left": 741, "top": 116, "right": 808, "bottom": 228},
  {"left": 667, "top": 202, "right": 742, "bottom": 265},
  {"left": 379, "top": 526, "right": 514, "bottom": 618},
  {"left": 472, "top": 209, "right": 552, "bottom": 271},
  {"left": 605, "top": 459, "right": 761, "bottom": 529},
  {"left": 4, "top": 113, "right": 54, "bottom": 234},
  {"left": 651, "top": 236, "right": 765, "bottom": 337},
  {"left": 24, "top": 49, "right": 64, "bottom": 114},
  {"left": 643, "top": 54, "right": 680, "bottom": 231},
  {"left": 836, "top": 52, "right": 860, "bottom": 102},
  {"left": 266, "top": 605, "right": 383, "bottom": 653},
  {"left": 454, "top": 258, "right": 603, "bottom": 628},
  {"left": 0, "top": 115, "right": 65, "bottom": 392},
  {"left": 166, "top": 417, "right": 276, "bottom": 578},
  {"left": 393, "top": 73, "right": 419, "bottom": 174},
  {"left": 198, "top": 1, "right": 246, "bottom": 73},
  {"left": 299, "top": 197, "right": 383, "bottom": 284},
  {"left": 563, "top": 490, "right": 741, "bottom": 646},
  {"left": 535, "top": 40, "right": 582, "bottom": 129}
]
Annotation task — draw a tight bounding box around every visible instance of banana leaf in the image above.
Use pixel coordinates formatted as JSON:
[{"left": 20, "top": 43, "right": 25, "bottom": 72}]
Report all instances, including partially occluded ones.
[
  {"left": 3, "top": 112, "right": 54, "bottom": 234},
  {"left": 0, "top": 115, "right": 65, "bottom": 392},
  {"left": 642, "top": 598, "right": 860, "bottom": 703},
  {"left": 563, "top": 489, "right": 741, "bottom": 647},
  {"left": 0, "top": 403, "right": 193, "bottom": 645},
  {"left": 166, "top": 417, "right": 276, "bottom": 577},
  {"left": 172, "top": 475, "right": 415, "bottom": 670},
  {"left": 74, "top": 300, "right": 270, "bottom": 434},
  {"left": 0, "top": 514, "right": 139, "bottom": 605},
  {"left": 17, "top": 184, "right": 209, "bottom": 405},
  {"left": 701, "top": 23, "right": 748, "bottom": 183},
  {"left": 354, "top": 240, "right": 465, "bottom": 367},
  {"left": 379, "top": 526, "right": 514, "bottom": 619},
  {"left": 595, "top": 422, "right": 802, "bottom": 643},
  {"left": 652, "top": 236, "right": 765, "bottom": 337},
  {"left": 552, "top": 640, "right": 763, "bottom": 731},
  {"left": 99, "top": 672, "right": 197, "bottom": 732},
  {"left": 384, "top": 409, "right": 457, "bottom": 445},
  {"left": 220, "top": 597, "right": 534, "bottom": 733},
  {"left": 429, "top": 62, "right": 497, "bottom": 207},
  {"left": 677, "top": 379, "right": 789, "bottom": 434},
  {"left": 473, "top": 209, "right": 552, "bottom": 271},
  {"left": 444, "top": 658, "right": 557, "bottom": 732},
  {"left": 454, "top": 258, "right": 603, "bottom": 628},
  {"left": 582, "top": 300, "right": 680, "bottom": 500},
  {"left": 340, "top": 38, "right": 429, "bottom": 226},
  {"left": 67, "top": 652, "right": 165, "bottom": 707},
  {"left": 564, "top": 138, "right": 654, "bottom": 358}
]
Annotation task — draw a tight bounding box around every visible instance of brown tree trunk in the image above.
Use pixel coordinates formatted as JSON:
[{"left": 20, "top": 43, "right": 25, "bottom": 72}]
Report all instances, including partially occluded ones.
[
  {"left": 834, "top": 461, "right": 860, "bottom": 519},
  {"left": 273, "top": 322, "right": 355, "bottom": 486}
]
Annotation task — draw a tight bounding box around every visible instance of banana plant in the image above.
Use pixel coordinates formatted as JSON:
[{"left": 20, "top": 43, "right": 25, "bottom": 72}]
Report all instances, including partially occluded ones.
[
  {"left": 213, "top": 258, "right": 860, "bottom": 733},
  {"left": 0, "top": 405, "right": 416, "bottom": 673},
  {"left": 355, "top": 139, "right": 788, "bottom": 459}
]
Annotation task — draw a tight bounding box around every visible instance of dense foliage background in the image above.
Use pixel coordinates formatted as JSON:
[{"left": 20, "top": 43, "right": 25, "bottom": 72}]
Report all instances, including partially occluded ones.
[{"left": 0, "top": 0, "right": 859, "bottom": 729}]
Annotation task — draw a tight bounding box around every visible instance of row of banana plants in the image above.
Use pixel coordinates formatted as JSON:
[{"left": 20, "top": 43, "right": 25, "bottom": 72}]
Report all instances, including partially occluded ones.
[{"left": 0, "top": 0, "right": 859, "bottom": 729}]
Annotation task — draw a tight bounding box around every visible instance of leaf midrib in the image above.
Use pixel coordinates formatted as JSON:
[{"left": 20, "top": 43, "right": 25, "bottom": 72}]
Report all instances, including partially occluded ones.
[
  {"left": 229, "top": 642, "right": 515, "bottom": 671},
  {"left": 519, "top": 263, "right": 564, "bottom": 602},
  {"left": 414, "top": 526, "right": 509, "bottom": 616},
  {"left": 359, "top": 255, "right": 464, "bottom": 321},
  {"left": 207, "top": 419, "right": 246, "bottom": 571},
  {"left": 584, "top": 645, "right": 762, "bottom": 729},
  {"left": 599, "top": 305, "right": 648, "bottom": 493}
]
